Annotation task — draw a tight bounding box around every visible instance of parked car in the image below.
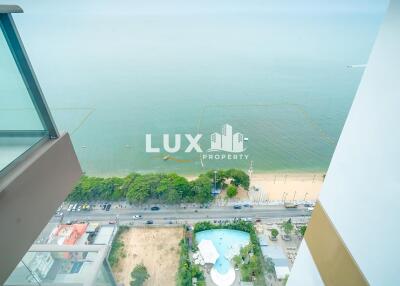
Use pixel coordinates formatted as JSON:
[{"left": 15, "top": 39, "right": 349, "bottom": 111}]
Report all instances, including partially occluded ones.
[
  {"left": 150, "top": 206, "right": 160, "bottom": 211},
  {"left": 307, "top": 207, "right": 315, "bottom": 212},
  {"left": 109, "top": 220, "right": 117, "bottom": 224},
  {"left": 67, "top": 204, "right": 73, "bottom": 212},
  {"left": 105, "top": 203, "right": 112, "bottom": 211},
  {"left": 146, "top": 220, "right": 154, "bottom": 224},
  {"left": 233, "top": 205, "right": 242, "bottom": 209},
  {"left": 72, "top": 203, "right": 78, "bottom": 211},
  {"left": 133, "top": 215, "right": 142, "bottom": 220}
]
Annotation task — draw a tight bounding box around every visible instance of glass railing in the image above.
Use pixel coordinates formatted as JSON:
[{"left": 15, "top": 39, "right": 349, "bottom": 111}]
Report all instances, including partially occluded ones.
[{"left": 0, "top": 8, "right": 58, "bottom": 174}]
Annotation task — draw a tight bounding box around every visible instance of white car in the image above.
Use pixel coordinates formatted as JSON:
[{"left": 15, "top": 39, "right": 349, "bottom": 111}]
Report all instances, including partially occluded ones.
[
  {"left": 307, "top": 207, "right": 315, "bottom": 211},
  {"left": 67, "top": 204, "right": 73, "bottom": 212},
  {"left": 133, "top": 215, "right": 143, "bottom": 220},
  {"left": 55, "top": 212, "right": 63, "bottom": 217}
]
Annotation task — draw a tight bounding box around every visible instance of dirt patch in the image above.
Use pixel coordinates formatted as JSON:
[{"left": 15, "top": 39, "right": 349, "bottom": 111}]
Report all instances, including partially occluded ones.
[{"left": 112, "top": 227, "right": 184, "bottom": 286}]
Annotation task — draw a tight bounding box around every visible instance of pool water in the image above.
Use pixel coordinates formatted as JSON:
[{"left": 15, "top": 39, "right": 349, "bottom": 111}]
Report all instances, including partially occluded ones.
[{"left": 196, "top": 229, "right": 250, "bottom": 274}]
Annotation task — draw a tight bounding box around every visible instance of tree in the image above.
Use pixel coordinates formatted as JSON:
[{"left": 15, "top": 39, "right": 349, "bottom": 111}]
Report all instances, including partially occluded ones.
[
  {"left": 282, "top": 219, "right": 294, "bottom": 236},
  {"left": 156, "top": 173, "right": 190, "bottom": 203},
  {"left": 127, "top": 173, "right": 166, "bottom": 203},
  {"left": 225, "top": 169, "right": 250, "bottom": 189},
  {"left": 233, "top": 254, "right": 242, "bottom": 268},
  {"left": 190, "top": 175, "right": 213, "bottom": 203},
  {"left": 130, "top": 264, "right": 149, "bottom": 286},
  {"left": 299, "top": 225, "right": 307, "bottom": 237},
  {"left": 226, "top": 185, "right": 238, "bottom": 198},
  {"left": 271, "top": 228, "right": 279, "bottom": 239}
]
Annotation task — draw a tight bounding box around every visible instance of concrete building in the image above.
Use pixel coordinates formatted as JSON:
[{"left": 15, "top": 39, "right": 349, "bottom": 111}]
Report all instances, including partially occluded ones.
[{"left": 288, "top": 1, "right": 400, "bottom": 285}]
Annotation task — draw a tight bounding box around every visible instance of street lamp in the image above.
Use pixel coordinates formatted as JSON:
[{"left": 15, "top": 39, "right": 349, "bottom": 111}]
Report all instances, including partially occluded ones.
[
  {"left": 304, "top": 192, "right": 309, "bottom": 202},
  {"left": 214, "top": 170, "right": 217, "bottom": 193}
]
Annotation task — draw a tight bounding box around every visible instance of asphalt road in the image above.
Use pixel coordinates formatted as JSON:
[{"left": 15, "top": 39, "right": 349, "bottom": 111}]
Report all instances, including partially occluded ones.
[{"left": 55, "top": 205, "right": 311, "bottom": 225}]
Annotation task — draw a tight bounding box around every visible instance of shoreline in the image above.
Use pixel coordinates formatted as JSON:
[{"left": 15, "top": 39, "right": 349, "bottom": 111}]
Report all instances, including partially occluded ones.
[{"left": 84, "top": 170, "right": 326, "bottom": 179}]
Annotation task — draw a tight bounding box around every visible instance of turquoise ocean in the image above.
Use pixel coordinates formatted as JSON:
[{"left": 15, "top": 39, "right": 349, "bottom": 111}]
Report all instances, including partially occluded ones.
[{"left": 8, "top": 0, "right": 388, "bottom": 175}]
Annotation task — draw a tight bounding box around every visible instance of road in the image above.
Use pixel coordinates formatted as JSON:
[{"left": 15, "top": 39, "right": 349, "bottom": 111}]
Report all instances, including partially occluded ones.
[{"left": 54, "top": 204, "right": 311, "bottom": 225}]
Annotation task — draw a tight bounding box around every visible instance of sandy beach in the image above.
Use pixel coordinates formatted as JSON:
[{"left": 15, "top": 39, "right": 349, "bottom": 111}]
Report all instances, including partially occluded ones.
[
  {"left": 113, "top": 227, "right": 183, "bottom": 286},
  {"left": 187, "top": 172, "right": 324, "bottom": 202},
  {"left": 249, "top": 173, "right": 324, "bottom": 202}
]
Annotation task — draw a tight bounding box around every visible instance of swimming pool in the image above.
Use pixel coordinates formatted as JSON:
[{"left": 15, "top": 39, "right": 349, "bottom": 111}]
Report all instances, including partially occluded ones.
[{"left": 195, "top": 229, "right": 250, "bottom": 274}]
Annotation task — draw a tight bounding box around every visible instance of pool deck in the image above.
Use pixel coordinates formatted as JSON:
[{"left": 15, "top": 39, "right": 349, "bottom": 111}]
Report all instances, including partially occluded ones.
[{"left": 205, "top": 268, "right": 241, "bottom": 286}]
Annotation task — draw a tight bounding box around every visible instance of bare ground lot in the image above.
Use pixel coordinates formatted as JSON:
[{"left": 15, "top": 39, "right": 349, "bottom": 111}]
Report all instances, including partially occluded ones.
[{"left": 112, "top": 227, "right": 184, "bottom": 286}]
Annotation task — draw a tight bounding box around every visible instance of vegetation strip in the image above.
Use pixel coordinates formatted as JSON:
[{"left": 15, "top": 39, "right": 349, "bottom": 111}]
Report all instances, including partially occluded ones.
[{"left": 67, "top": 169, "right": 249, "bottom": 204}]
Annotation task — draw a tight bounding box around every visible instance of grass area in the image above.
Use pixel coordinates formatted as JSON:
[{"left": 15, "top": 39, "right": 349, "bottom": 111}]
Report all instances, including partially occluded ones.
[{"left": 108, "top": 225, "right": 129, "bottom": 268}]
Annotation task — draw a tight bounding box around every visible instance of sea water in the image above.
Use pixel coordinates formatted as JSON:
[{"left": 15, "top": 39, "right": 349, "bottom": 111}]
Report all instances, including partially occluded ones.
[{"left": 6, "top": 0, "right": 388, "bottom": 175}]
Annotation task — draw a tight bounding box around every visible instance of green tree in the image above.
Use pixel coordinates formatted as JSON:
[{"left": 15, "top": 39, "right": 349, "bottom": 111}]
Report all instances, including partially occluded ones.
[
  {"left": 126, "top": 174, "right": 163, "bottom": 203},
  {"left": 190, "top": 175, "right": 213, "bottom": 203},
  {"left": 233, "top": 254, "right": 242, "bottom": 267},
  {"left": 226, "top": 185, "right": 238, "bottom": 198},
  {"left": 130, "top": 263, "right": 149, "bottom": 286},
  {"left": 225, "top": 169, "right": 250, "bottom": 189},
  {"left": 271, "top": 228, "right": 279, "bottom": 239},
  {"left": 299, "top": 225, "right": 307, "bottom": 237},
  {"left": 156, "top": 173, "right": 190, "bottom": 203},
  {"left": 177, "top": 239, "right": 192, "bottom": 286},
  {"left": 282, "top": 219, "right": 294, "bottom": 236}
]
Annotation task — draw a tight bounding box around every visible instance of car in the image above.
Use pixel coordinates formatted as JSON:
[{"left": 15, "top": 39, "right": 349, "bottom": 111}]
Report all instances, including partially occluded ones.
[
  {"left": 233, "top": 205, "right": 242, "bottom": 209},
  {"left": 133, "top": 215, "right": 142, "bottom": 220},
  {"left": 65, "top": 220, "right": 77, "bottom": 225},
  {"left": 67, "top": 204, "right": 73, "bottom": 212},
  {"left": 109, "top": 220, "right": 117, "bottom": 224},
  {"left": 150, "top": 206, "right": 160, "bottom": 211},
  {"left": 146, "top": 220, "right": 154, "bottom": 224},
  {"left": 304, "top": 203, "right": 312, "bottom": 207},
  {"left": 255, "top": 218, "right": 262, "bottom": 223},
  {"left": 243, "top": 204, "right": 252, "bottom": 208},
  {"left": 81, "top": 203, "right": 90, "bottom": 211},
  {"left": 105, "top": 203, "right": 112, "bottom": 211},
  {"left": 72, "top": 203, "right": 78, "bottom": 211},
  {"left": 55, "top": 212, "right": 63, "bottom": 217},
  {"left": 77, "top": 205, "right": 82, "bottom": 212},
  {"left": 307, "top": 207, "right": 315, "bottom": 211}
]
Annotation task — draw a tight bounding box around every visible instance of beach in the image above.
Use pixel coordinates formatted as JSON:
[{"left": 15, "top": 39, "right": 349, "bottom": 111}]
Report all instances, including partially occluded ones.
[
  {"left": 187, "top": 172, "right": 324, "bottom": 202},
  {"left": 249, "top": 173, "right": 324, "bottom": 202}
]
